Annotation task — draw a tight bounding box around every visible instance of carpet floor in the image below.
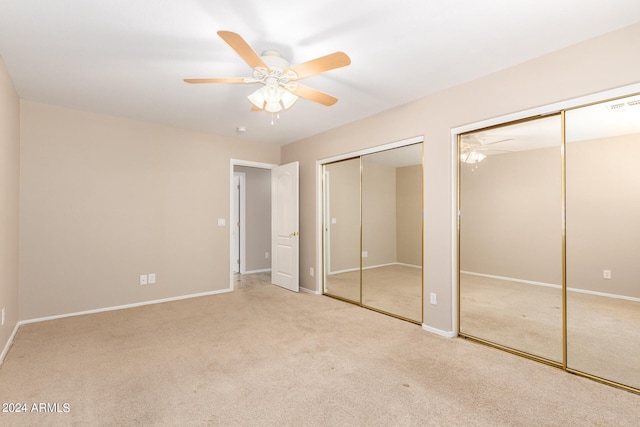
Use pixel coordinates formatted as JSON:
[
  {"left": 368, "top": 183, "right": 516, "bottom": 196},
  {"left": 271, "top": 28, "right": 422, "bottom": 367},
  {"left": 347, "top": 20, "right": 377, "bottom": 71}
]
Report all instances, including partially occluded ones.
[
  {"left": 0, "top": 274, "right": 638, "bottom": 426},
  {"left": 325, "top": 264, "right": 422, "bottom": 322},
  {"left": 460, "top": 273, "right": 640, "bottom": 390}
]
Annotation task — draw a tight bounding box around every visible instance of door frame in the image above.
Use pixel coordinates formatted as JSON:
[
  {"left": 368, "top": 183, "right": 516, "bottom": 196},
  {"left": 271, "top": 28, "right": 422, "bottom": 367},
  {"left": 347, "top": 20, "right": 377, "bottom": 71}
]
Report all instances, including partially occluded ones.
[
  {"left": 232, "top": 172, "right": 246, "bottom": 274},
  {"left": 229, "top": 159, "right": 278, "bottom": 290}
]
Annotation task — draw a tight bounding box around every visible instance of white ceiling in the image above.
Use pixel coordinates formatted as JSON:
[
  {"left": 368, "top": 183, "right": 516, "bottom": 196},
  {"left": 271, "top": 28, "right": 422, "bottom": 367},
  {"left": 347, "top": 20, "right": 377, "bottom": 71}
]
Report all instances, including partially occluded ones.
[{"left": 1, "top": 0, "right": 640, "bottom": 146}]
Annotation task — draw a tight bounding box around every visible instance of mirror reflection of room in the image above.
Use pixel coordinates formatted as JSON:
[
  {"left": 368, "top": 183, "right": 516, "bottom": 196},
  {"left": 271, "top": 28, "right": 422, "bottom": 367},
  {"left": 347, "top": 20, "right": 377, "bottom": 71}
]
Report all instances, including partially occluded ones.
[
  {"left": 361, "top": 145, "right": 423, "bottom": 322},
  {"left": 459, "top": 115, "right": 563, "bottom": 363},
  {"left": 323, "top": 158, "right": 361, "bottom": 303},
  {"left": 323, "top": 143, "right": 423, "bottom": 323},
  {"left": 565, "top": 93, "right": 640, "bottom": 390}
]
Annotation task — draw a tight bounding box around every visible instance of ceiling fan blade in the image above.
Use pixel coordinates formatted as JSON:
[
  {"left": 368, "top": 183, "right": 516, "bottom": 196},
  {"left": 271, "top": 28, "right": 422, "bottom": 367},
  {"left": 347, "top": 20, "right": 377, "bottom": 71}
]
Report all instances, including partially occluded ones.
[
  {"left": 250, "top": 103, "right": 264, "bottom": 112},
  {"left": 287, "top": 52, "right": 351, "bottom": 80},
  {"left": 183, "top": 77, "right": 246, "bottom": 84},
  {"left": 217, "top": 31, "right": 268, "bottom": 70},
  {"left": 290, "top": 84, "right": 338, "bottom": 106}
]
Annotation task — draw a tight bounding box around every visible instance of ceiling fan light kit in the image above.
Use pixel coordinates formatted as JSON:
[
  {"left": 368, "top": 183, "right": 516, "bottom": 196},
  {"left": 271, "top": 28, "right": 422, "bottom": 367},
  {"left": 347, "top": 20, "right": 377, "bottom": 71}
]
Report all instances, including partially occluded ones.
[
  {"left": 460, "top": 150, "right": 487, "bottom": 165},
  {"left": 184, "top": 31, "right": 350, "bottom": 118}
]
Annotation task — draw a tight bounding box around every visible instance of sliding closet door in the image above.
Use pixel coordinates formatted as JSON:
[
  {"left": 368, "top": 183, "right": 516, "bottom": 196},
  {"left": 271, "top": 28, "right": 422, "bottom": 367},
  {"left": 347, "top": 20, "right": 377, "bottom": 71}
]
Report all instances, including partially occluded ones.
[
  {"left": 323, "top": 158, "right": 361, "bottom": 303},
  {"left": 565, "top": 94, "right": 640, "bottom": 390},
  {"left": 361, "top": 144, "right": 423, "bottom": 323},
  {"left": 459, "top": 116, "right": 563, "bottom": 363},
  {"left": 323, "top": 143, "right": 423, "bottom": 323}
]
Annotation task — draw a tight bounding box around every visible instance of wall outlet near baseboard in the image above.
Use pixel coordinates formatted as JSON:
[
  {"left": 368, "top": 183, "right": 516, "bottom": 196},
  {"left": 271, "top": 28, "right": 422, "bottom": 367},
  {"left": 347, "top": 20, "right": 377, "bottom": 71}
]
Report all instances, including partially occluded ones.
[
  {"left": 140, "top": 274, "right": 148, "bottom": 285},
  {"left": 429, "top": 293, "right": 437, "bottom": 305},
  {"left": 310, "top": 267, "right": 314, "bottom": 277},
  {"left": 1, "top": 308, "right": 4, "bottom": 325},
  {"left": 265, "top": 252, "right": 269, "bottom": 259},
  {"left": 603, "top": 269, "right": 612, "bottom": 279}
]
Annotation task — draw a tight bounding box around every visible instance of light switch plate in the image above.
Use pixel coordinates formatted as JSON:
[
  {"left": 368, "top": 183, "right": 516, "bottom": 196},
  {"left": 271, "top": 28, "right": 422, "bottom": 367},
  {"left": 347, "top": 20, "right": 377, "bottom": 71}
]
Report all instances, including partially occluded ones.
[
  {"left": 217, "top": 218, "right": 226, "bottom": 226},
  {"left": 148, "top": 273, "right": 156, "bottom": 284},
  {"left": 429, "top": 293, "right": 437, "bottom": 305},
  {"left": 140, "top": 274, "right": 148, "bottom": 285}
]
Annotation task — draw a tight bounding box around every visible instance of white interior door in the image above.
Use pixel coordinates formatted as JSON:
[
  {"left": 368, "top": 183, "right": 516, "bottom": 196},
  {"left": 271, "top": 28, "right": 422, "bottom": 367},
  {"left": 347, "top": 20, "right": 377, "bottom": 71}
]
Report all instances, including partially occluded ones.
[{"left": 271, "top": 161, "right": 299, "bottom": 292}]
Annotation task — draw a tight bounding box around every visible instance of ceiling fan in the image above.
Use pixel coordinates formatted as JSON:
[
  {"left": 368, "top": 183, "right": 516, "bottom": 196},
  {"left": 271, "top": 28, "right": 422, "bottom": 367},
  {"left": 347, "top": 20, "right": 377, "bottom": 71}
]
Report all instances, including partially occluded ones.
[
  {"left": 184, "top": 31, "right": 351, "bottom": 115},
  {"left": 460, "top": 135, "right": 514, "bottom": 166}
]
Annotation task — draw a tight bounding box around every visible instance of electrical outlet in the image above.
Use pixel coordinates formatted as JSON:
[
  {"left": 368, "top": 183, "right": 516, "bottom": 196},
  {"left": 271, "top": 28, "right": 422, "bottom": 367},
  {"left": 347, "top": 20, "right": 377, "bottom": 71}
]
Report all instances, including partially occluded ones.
[
  {"left": 265, "top": 252, "right": 270, "bottom": 259},
  {"left": 362, "top": 251, "right": 368, "bottom": 258},
  {"left": 603, "top": 269, "right": 612, "bottom": 279},
  {"left": 429, "top": 293, "right": 437, "bottom": 305},
  {"left": 310, "top": 267, "right": 315, "bottom": 277},
  {"left": 140, "top": 274, "right": 148, "bottom": 285},
  {"left": 148, "top": 273, "right": 156, "bottom": 284}
]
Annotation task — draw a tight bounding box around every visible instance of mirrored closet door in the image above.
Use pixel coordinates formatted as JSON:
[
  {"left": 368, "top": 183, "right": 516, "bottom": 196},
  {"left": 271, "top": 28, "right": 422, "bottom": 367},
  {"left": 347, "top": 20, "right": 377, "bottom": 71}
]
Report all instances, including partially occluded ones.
[
  {"left": 323, "top": 143, "right": 423, "bottom": 323},
  {"left": 458, "top": 115, "right": 564, "bottom": 363},
  {"left": 323, "top": 157, "right": 361, "bottom": 303},
  {"left": 565, "top": 94, "right": 640, "bottom": 390}
]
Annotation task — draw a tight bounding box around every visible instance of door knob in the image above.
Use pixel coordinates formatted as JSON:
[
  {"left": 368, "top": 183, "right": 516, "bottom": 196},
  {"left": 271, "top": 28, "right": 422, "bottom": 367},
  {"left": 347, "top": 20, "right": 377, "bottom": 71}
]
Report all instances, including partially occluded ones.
[{"left": 289, "top": 231, "right": 299, "bottom": 237}]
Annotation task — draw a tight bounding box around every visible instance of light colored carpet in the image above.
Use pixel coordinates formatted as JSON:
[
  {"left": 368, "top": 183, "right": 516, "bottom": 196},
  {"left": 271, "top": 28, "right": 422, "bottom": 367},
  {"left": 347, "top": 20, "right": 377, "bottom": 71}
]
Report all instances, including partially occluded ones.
[
  {"left": 460, "top": 273, "right": 563, "bottom": 362},
  {"left": 460, "top": 273, "right": 640, "bottom": 391},
  {"left": 325, "top": 264, "right": 422, "bottom": 322},
  {"left": 1, "top": 274, "right": 639, "bottom": 426}
]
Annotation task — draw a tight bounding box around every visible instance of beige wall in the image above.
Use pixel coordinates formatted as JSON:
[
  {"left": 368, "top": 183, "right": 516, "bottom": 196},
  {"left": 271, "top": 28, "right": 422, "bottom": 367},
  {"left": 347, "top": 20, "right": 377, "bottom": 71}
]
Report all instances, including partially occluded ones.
[
  {"left": 362, "top": 161, "right": 397, "bottom": 267},
  {"left": 460, "top": 133, "right": 640, "bottom": 299},
  {"left": 460, "top": 146, "right": 562, "bottom": 284},
  {"left": 396, "top": 165, "right": 422, "bottom": 267},
  {"left": 567, "top": 134, "right": 640, "bottom": 298},
  {"left": 234, "top": 166, "right": 271, "bottom": 272},
  {"left": 19, "top": 101, "right": 280, "bottom": 320},
  {"left": 325, "top": 159, "right": 360, "bottom": 273},
  {"left": 281, "top": 23, "right": 640, "bottom": 333},
  {"left": 0, "top": 58, "right": 20, "bottom": 357},
  {"left": 326, "top": 160, "right": 422, "bottom": 272}
]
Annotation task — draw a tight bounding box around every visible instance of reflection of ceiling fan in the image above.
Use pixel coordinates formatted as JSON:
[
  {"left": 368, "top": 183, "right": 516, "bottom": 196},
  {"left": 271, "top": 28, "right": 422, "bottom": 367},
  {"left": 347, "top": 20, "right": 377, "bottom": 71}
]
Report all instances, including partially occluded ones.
[
  {"left": 184, "top": 31, "right": 351, "bottom": 115},
  {"left": 460, "top": 135, "right": 514, "bottom": 166}
]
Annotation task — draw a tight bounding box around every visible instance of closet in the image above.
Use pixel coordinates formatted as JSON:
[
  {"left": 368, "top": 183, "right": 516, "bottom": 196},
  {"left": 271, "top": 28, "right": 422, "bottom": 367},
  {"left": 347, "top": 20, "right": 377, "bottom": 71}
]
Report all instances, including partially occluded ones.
[
  {"left": 458, "top": 93, "right": 640, "bottom": 393},
  {"left": 323, "top": 143, "right": 423, "bottom": 323}
]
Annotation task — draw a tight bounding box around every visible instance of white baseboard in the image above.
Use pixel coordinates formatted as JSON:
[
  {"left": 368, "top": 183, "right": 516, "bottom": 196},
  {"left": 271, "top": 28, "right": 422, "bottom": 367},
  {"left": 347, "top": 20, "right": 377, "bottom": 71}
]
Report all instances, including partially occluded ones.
[
  {"left": 330, "top": 262, "right": 421, "bottom": 275},
  {"left": 299, "top": 287, "right": 321, "bottom": 295},
  {"left": 20, "top": 287, "right": 233, "bottom": 326},
  {"left": 328, "top": 267, "right": 359, "bottom": 275},
  {"left": 461, "top": 271, "right": 560, "bottom": 289},
  {"left": 1, "top": 322, "right": 20, "bottom": 365},
  {"left": 461, "top": 271, "right": 640, "bottom": 303},
  {"left": 395, "top": 262, "right": 422, "bottom": 269},
  {"left": 242, "top": 268, "right": 272, "bottom": 275},
  {"left": 422, "top": 324, "right": 457, "bottom": 338},
  {"left": 566, "top": 286, "right": 640, "bottom": 303}
]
